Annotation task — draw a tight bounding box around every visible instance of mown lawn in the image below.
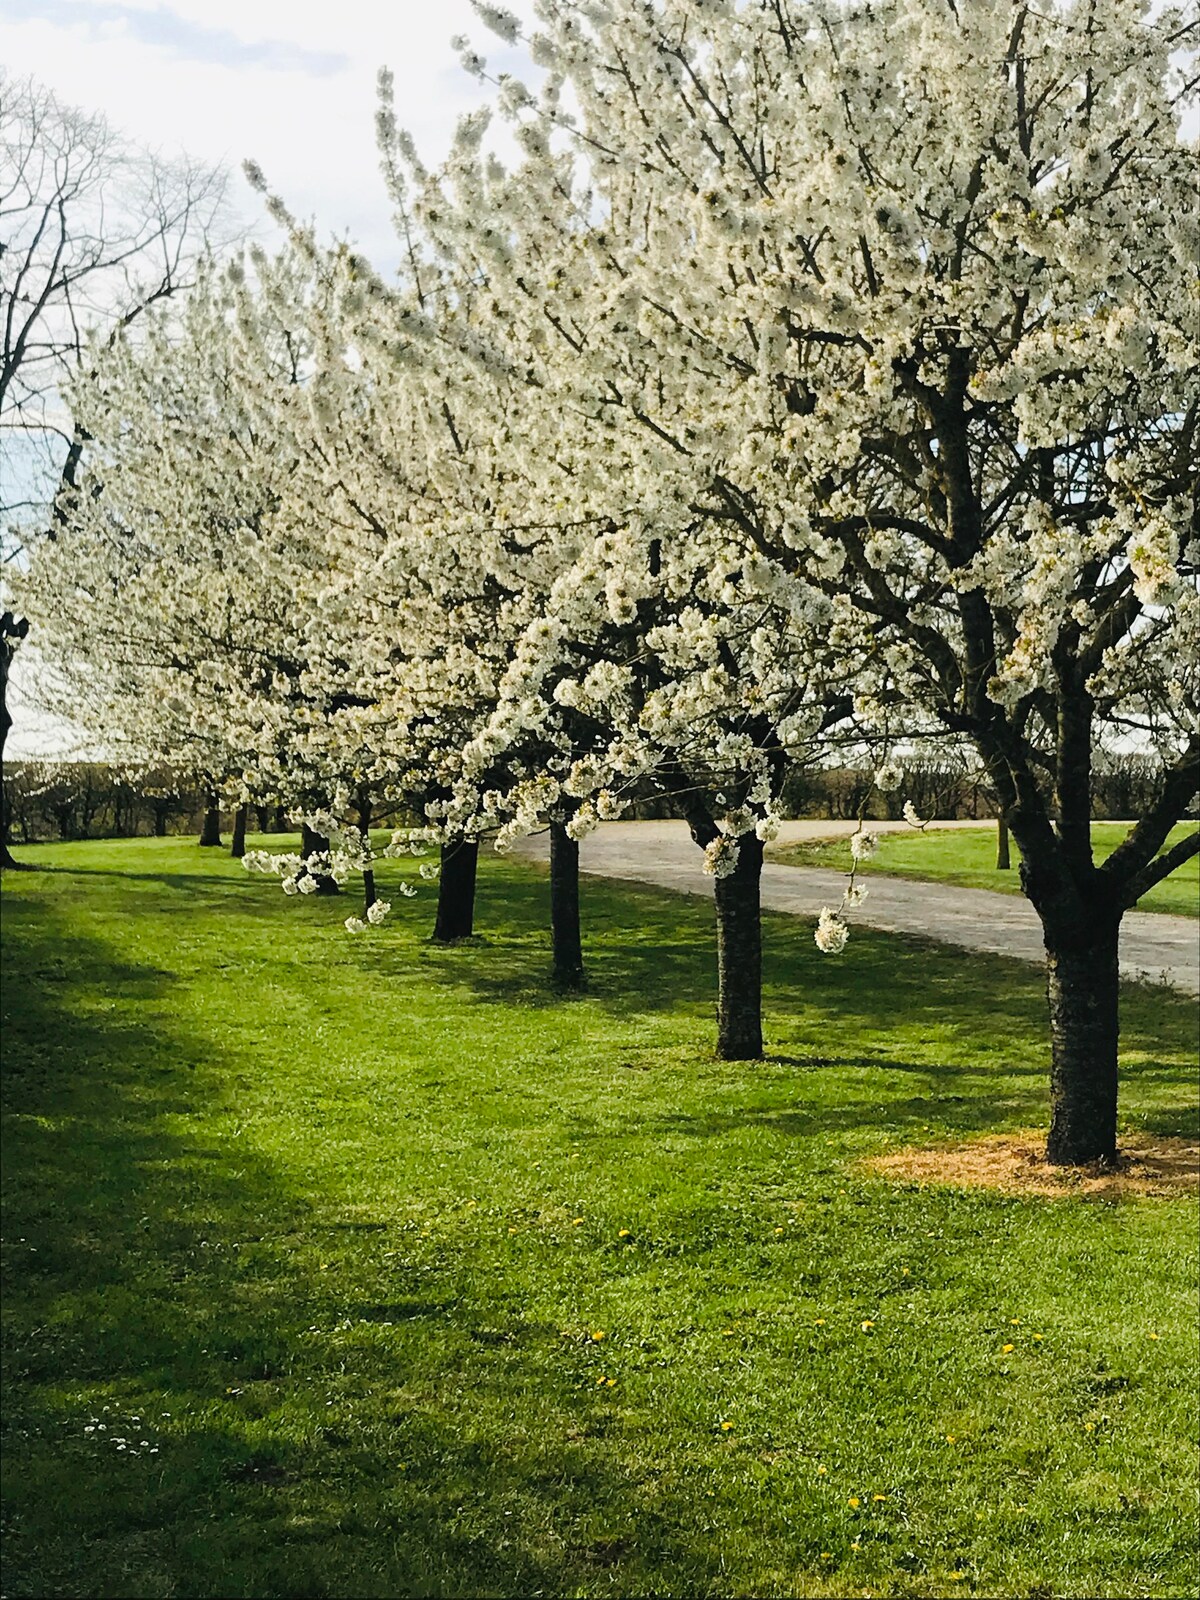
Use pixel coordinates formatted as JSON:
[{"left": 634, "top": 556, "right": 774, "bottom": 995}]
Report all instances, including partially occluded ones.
[
  {"left": 1, "top": 836, "right": 1197, "bottom": 1599},
  {"left": 769, "top": 822, "right": 1199, "bottom": 918}
]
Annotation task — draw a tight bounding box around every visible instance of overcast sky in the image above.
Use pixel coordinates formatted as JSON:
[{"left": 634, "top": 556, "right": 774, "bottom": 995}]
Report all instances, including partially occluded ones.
[
  {"left": 4, "top": 1, "right": 1192, "bottom": 758},
  {"left": 2, "top": 0, "right": 530, "bottom": 755},
  {"left": 1, "top": 0, "right": 524, "bottom": 276}
]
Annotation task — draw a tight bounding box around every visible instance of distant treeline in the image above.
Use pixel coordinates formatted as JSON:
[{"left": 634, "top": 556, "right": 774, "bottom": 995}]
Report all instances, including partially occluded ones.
[
  {"left": 1, "top": 763, "right": 289, "bottom": 844},
  {"left": 781, "top": 757, "right": 1169, "bottom": 825},
  {"left": 2, "top": 754, "right": 1170, "bottom": 845},
  {"left": 574, "top": 756, "right": 1165, "bottom": 828}
]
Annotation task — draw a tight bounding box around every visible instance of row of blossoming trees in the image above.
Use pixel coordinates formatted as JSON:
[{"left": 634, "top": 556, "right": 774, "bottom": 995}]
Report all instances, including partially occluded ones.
[{"left": 15, "top": 0, "right": 1198, "bottom": 1165}]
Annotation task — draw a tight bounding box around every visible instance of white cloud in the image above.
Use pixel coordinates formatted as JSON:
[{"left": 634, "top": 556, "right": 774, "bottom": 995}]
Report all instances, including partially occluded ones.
[
  {"left": 0, "top": 0, "right": 517, "bottom": 268},
  {"left": 2, "top": 0, "right": 536, "bottom": 753},
  {"left": 3, "top": 0, "right": 351, "bottom": 74}
]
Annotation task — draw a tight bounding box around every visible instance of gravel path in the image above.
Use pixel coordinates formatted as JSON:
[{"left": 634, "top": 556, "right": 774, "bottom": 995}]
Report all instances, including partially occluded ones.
[{"left": 513, "top": 820, "right": 1199, "bottom": 994}]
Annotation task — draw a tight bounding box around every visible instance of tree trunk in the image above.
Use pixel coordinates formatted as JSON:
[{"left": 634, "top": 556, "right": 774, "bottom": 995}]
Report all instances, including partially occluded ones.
[
  {"left": 549, "top": 821, "right": 586, "bottom": 990},
  {"left": 0, "top": 693, "right": 13, "bottom": 869},
  {"left": 300, "top": 822, "right": 339, "bottom": 894},
  {"left": 1044, "top": 918, "right": 1121, "bottom": 1165},
  {"left": 996, "top": 815, "right": 1011, "bottom": 871},
  {"left": 230, "top": 805, "right": 248, "bottom": 858},
  {"left": 256, "top": 803, "right": 271, "bottom": 832},
  {"left": 0, "top": 612, "right": 32, "bottom": 871},
  {"left": 198, "top": 802, "right": 222, "bottom": 847},
  {"left": 0, "top": 784, "right": 21, "bottom": 869},
  {"left": 433, "top": 835, "right": 478, "bottom": 942},
  {"left": 713, "top": 832, "right": 764, "bottom": 1061},
  {"left": 273, "top": 805, "right": 287, "bottom": 833},
  {"left": 152, "top": 803, "right": 168, "bottom": 837},
  {"left": 357, "top": 796, "right": 375, "bottom": 912}
]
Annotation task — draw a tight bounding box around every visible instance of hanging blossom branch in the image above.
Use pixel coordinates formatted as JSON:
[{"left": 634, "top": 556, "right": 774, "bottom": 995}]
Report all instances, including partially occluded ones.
[{"left": 814, "top": 757, "right": 931, "bottom": 954}]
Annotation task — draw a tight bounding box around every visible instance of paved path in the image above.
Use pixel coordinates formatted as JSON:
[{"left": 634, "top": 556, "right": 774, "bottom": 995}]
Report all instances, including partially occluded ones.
[{"left": 513, "top": 821, "right": 1199, "bottom": 994}]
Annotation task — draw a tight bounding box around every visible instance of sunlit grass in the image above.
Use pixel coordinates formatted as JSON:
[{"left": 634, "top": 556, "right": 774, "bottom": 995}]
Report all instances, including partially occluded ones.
[
  {"left": 770, "top": 821, "right": 1198, "bottom": 918},
  {"left": 2, "top": 836, "right": 1197, "bottom": 1598}
]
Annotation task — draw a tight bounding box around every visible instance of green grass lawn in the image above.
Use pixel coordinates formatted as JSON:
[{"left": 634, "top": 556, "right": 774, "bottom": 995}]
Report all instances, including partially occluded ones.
[
  {"left": 2, "top": 836, "right": 1197, "bottom": 1599},
  {"left": 769, "top": 823, "right": 1199, "bottom": 918}
]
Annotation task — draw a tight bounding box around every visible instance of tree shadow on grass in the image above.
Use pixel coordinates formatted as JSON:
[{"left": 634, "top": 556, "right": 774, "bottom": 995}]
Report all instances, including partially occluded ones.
[
  {"left": 1125, "top": 1104, "right": 1200, "bottom": 1139},
  {"left": 0, "top": 896, "right": 735, "bottom": 1600},
  {"left": 413, "top": 867, "right": 1197, "bottom": 1143},
  {"left": 32, "top": 864, "right": 295, "bottom": 902},
  {"left": 646, "top": 1089, "right": 1044, "bottom": 1146},
  {"left": 5, "top": 850, "right": 1196, "bottom": 1595}
]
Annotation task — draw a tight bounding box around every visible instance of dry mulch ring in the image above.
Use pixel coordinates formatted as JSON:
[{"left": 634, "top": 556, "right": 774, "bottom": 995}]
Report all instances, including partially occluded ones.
[{"left": 864, "top": 1131, "right": 1200, "bottom": 1199}]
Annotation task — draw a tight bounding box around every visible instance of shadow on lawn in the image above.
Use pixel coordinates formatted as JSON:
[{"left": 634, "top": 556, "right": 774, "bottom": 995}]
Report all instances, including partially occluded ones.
[
  {"left": 32, "top": 863, "right": 275, "bottom": 898},
  {"left": 0, "top": 894, "right": 720, "bottom": 1599},
  {"left": 4, "top": 853, "right": 1196, "bottom": 1596},
  {"left": 417, "top": 864, "right": 1196, "bottom": 1136}
]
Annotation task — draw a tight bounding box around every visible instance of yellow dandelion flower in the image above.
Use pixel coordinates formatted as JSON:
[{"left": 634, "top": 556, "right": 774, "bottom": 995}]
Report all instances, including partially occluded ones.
[
  {"left": 1148, "top": 1332, "right": 1160, "bottom": 1340},
  {"left": 1002, "top": 1343, "right": 1015, "bottom": 1353},
  {"left": 873, "top": 1494, "right": 887, "bottom": 1502},
  {"left": 1032, "top": 1333, "right": 1043, "bottom": 1342},
  {"left": 720, "top": 1420, "right": 734, "bottom": 1431},
  {"left": 945, "top": 1434, "right": 957, "bottom": 1443},
  {"left": 814, "top": 1318, "right": 826, "bottom": 1326},
  {"left": 572, "top": 1218, "right": 584, "bottom": 1226},
  {"left": 848, "top": 1496, "right": 861, "bottom": 1508},
  {"left": 591, "top": 1330, "right": 605, "bottom": 1341},
  {"left": 618, "top": 1228, "right": 631, "bottom": 1238},
  {"left": 774, "top": 1226, "right": 784, "bottom": 1234},
  {"left": 817, "top": 1465, "right": 827, "bottom": 1474},
  {"left": 861, "top": 1320, "right": 875, "bottom": 1332}
]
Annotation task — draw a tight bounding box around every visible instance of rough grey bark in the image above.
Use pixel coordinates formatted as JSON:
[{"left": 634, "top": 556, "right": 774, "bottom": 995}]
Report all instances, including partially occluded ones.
[
  {"left": 299, "top": 822, "right": 339, "bottom": 894},
  {"left": 357, "top": 795, "right": 376, "bottom": 913},
  {"left": 712, "top": 831, "right": 765, "bottom": 1060},
  {"left": 0, "top": 612, "right": 31, "bottom": 870},
  {"left": 996, "top": 815, "right": 1011, "bottom": 871},
  {"left": 433, "top": 835, "right": 478, "bottom": 942},
  {"left": 1044, "top": 918, "right": 1121, "bottom": 1164},
  {"left": 550, "top": 820, "right": 586, "bottom": 989},
  {"left": 667, "top": 772, "right": 769, "bottom": 1062}
]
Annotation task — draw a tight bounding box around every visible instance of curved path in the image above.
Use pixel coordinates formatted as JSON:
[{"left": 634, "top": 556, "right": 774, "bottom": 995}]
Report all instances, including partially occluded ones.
[{"left": 513, "top": 820, "right": 1199, "bottom": 994}]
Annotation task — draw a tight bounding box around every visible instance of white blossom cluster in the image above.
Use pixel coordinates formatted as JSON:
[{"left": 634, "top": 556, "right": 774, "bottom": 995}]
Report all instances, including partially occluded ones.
[{"left": 17, "top": 0, "right": 1197, "bottom": 955}]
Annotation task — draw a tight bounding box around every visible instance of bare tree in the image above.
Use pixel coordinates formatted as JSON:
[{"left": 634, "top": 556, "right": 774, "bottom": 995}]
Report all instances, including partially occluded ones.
[{"left": 0, "top": 71, "right": 229, "bottom": 865}]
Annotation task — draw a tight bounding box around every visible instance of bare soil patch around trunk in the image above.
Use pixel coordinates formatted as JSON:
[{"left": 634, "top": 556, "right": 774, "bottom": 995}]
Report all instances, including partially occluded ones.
[{"left": 864, "top": 1131, "right": 1199, "bottom": 1199}]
